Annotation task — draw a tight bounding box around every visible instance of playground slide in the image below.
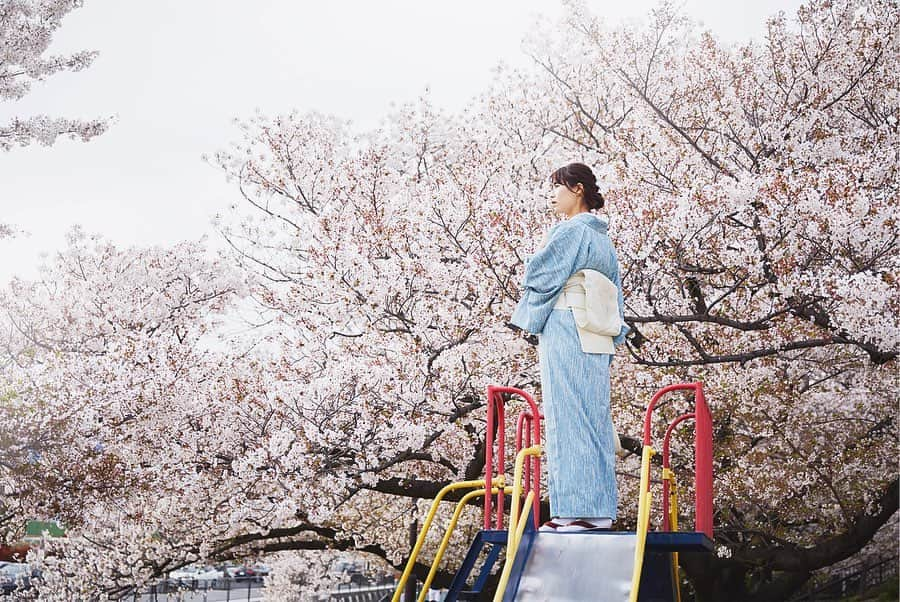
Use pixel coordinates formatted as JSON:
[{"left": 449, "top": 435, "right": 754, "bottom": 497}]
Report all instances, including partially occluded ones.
[
  {"left": 394, "top": 383, "right": 712, "bottom": 602},
  {"left": 509, "top": 532, "right": 637, "bottom": 601}
]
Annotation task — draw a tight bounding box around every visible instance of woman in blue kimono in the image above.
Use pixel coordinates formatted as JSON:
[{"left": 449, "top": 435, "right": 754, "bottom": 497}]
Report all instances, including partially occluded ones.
[{"left": 510, "top": 162, "right": 629, "bottom": 532}]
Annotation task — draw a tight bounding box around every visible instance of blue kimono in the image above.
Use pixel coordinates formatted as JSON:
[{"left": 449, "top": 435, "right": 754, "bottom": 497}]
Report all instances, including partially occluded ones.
[{"left": 510, "top": 212, "right": 629, "bottom": 519}]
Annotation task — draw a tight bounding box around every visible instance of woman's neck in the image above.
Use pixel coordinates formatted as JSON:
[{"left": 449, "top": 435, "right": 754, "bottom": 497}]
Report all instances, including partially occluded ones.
[{"left": 565, "top": 208, "right": 591, "bottom": 219}]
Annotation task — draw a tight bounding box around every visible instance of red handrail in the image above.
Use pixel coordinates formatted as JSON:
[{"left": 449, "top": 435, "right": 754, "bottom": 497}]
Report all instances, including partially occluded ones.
[
  {"left": 662, "top": 412, "right": 695, "bottom": 531},
  {"left": 515, "top": 408, "right": 543, "bottom": 529},
  {"left": 643, "top": 382, "right": 714, "bottom": 539},
  {"left": 485, "top": 382, "right": 712, "bottom": 537},
  {"left": 485, "top": 386, "right": 542, "bottom": 530}
]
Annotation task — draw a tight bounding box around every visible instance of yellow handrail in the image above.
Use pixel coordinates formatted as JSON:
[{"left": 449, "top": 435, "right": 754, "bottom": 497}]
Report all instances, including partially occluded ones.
[
  {"left": 493, "top": 490, "right": 534, "bottom": 602},
  {"left": 493, "top": 445, "right": 542, "bottom": 602},
  {"left": 629, "top": 445, "right": 656, "bottom": 602},
  {"left": 417, "top": 485, "right": 513, "bottom": 601},
  {"left": 508, "top": 446, "right": 541, "bottom": 539},
  {"left": 663, "top": 468, "right": 682, "bottom": 602},
  {"left": 392, "top": 478, "right": 498, "bottom": 602}
]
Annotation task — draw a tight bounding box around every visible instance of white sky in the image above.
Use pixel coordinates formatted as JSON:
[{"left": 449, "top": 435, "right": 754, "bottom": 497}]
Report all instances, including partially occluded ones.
[{"left": 0, "top": 0, "right": 804, "bottom": 283}]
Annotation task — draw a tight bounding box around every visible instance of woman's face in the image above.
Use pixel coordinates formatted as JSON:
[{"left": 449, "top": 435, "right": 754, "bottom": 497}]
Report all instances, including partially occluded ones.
[{"left": 548, "top": 182, "right": 586, "bottom": 218}]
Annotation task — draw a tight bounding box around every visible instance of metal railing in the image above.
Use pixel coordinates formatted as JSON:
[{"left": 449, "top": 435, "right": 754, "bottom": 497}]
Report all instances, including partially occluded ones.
[
  {"left": 320, "top": 582, "right": 396, "bottom": 601},
  {"left": 126, "top": 577, "right": 264, "bottom": 601},
  {"left": 789, "top": 554, "right": 899, "bottom": 601},
  {"left": 127, "top": 577, "right": 397, "bottom": 602},
  {"left": 484, "top": 386, "right": 543, "bottom": 531},
  {"left": 642, "top": 382, "right": 714, "bottom": 539}
]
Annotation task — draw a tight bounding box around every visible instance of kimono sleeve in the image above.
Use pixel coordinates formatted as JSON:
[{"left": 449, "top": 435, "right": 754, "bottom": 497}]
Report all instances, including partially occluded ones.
[
  {"left": 523, "top": 223, "right": 561, "bottom": 267},
  {"left": 509, "top": 223, "right": 586, "bottom": 335}
]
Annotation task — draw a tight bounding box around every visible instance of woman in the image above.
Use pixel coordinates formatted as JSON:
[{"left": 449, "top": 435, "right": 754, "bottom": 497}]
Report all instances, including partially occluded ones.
[{"left": 510, "top": 162, "right": 629, "bottom": 532}]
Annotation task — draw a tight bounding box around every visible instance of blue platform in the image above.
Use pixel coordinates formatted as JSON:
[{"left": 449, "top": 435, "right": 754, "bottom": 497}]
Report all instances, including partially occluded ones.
[{"left": 445, "top": 511, "right": 713, "bottom": 602}]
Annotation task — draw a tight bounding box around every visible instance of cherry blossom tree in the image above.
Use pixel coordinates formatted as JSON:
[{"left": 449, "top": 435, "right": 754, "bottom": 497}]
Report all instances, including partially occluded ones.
[
  {"left": 0, "top": 1, "right": 895, "bottom": 601},
  {"left": 0, "top": 0, "right": 107, "bottom": 151},
  {"left": 205, "top": 0, "right": 897, "bottom": 598},
  {"left": 0, "top": 228, "right": 254, "bottom": 598},
  {"left": 524, "top": 2, "right": 898, "bottom": 598}
]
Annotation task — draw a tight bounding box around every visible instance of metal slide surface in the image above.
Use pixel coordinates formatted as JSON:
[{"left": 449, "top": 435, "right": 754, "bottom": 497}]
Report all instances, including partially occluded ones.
[{"left": 510, "top": 532, "right": 637, "bottom": 602}]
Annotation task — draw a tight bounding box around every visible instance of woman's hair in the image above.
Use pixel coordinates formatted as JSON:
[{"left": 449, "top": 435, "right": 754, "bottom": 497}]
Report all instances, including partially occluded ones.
[{"left": 549, "top": 162, "right": 605, "bottom": 210}]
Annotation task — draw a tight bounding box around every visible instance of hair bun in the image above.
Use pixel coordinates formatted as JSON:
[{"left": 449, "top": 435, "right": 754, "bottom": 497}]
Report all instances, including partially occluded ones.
[{"left": 586, "top": 181, "right": 605, "bottom": 210}]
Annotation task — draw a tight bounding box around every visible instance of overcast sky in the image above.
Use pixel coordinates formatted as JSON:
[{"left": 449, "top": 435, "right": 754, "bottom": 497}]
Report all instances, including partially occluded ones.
[{"left": 0, "top": 0, "right": 804, "bottom": 283}]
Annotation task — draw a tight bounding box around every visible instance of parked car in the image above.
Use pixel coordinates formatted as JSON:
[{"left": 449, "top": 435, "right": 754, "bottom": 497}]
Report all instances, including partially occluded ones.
[
  {"left": 168, "top": 565, "right": 224, "bottom": 588},
  {"left": 374, "top": 571, "right": 395, "bottom": 586},
  {"left": 331, "top": 559, "right": 369, "bottom": 586},
  {"left": 219, "top": 563, "right": 252, "bottom": 582},
  {"left": 245, "top": 562, "right": 270, "bottom": 582},
  {"left": 0, "top": 562, "right": 36, "bottom": 595},
  {"left": 0, "top": 572, "right": 18, "bottom": 596}
]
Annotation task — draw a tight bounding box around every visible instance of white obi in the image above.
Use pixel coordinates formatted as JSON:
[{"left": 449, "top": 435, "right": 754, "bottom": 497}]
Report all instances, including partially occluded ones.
[{"left": 553, "top": 269, "right": 622, "bottom": 354}]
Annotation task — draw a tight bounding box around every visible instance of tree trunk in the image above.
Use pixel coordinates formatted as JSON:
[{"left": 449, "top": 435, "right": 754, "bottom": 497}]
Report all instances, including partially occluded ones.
[
  {"left": 404, "top": 517, "right": 418, "bottom": 602},
  {"left": 680, "top": 554, "right": 813, "bottom": 602}
]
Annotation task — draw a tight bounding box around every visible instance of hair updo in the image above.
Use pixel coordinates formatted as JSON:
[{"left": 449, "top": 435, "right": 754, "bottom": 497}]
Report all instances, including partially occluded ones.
[{"left": 549, "top": 162, "right": 605, "bottom": 210}]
